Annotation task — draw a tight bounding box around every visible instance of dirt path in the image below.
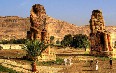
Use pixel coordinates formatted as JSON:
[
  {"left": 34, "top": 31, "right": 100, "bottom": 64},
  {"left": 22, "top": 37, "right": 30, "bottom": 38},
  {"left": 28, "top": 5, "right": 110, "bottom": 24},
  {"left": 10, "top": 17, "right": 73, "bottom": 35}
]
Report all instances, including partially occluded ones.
[{"left": 0, "top": 59, "right": 63, "bottom": 73}]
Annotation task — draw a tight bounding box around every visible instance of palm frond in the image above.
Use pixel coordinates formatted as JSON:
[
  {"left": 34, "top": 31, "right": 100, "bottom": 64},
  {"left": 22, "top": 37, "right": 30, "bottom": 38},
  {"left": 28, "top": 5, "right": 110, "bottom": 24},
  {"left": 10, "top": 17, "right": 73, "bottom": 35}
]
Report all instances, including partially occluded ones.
[{"left": 22, "top": 40, "right": 48, "bottom": 60}]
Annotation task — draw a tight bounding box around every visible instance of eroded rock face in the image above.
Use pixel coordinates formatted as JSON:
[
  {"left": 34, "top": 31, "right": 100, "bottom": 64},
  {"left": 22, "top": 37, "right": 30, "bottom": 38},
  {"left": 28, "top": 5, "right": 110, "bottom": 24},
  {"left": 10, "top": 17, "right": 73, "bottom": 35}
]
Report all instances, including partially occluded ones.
[
  {"left": 0, "top": 16, "right": 30, "bottom": 40},
  {"left": 28, "top": 4, "right": 49, "bottom": 44},
  {"left": 90, "top": 10, "right": 112, "bottom": 56}
]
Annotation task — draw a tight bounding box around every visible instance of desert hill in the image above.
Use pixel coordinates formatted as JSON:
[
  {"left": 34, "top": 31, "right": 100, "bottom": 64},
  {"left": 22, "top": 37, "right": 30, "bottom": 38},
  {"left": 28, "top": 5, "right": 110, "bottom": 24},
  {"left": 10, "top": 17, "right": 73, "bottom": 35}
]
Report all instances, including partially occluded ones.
[{"left": 0, "top": 16, "right": 115, "bottom": 42}]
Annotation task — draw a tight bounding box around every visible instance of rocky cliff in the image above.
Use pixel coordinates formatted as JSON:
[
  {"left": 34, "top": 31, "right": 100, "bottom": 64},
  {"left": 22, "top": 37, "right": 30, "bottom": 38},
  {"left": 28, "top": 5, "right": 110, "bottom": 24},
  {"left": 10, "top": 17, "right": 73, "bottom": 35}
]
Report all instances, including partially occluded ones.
[
  {"left": 46, "top": 16, "right": 91, "bottom": 41},
  {"left": 0, "top": 16, "right": 30, "bottom": 40},
  {"left": 0, "top": 16, "right": 115, "bottom": 41}
]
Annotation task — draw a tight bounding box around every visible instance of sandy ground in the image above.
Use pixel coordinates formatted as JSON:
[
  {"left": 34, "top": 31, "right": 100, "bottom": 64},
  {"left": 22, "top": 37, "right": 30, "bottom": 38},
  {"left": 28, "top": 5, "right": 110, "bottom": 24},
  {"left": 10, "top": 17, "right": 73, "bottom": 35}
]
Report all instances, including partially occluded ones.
[{"left": 0, "top": 49, "right": 116, "bottom": 73}]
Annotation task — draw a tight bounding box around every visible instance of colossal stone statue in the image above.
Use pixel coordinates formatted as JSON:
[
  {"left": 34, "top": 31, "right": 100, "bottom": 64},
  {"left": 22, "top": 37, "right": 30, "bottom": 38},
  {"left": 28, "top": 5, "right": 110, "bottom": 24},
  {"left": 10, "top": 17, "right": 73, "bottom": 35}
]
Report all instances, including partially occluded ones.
[
  {"left": 27, "top": 4, "right": 56, "bottom": 61},
  {"left": 90, "top": 10, "right": 112, "bottom": 56},
  {"left": 27, "top": 4, "right": 49, "bottom": 44}
]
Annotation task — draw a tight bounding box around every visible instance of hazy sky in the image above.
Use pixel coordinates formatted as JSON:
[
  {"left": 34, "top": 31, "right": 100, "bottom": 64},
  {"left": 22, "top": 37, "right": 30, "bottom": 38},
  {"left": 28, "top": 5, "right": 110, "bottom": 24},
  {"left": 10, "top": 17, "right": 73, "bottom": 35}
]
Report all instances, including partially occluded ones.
[{"left": 0, "top": 0, "right": 116, "bottom": 26}]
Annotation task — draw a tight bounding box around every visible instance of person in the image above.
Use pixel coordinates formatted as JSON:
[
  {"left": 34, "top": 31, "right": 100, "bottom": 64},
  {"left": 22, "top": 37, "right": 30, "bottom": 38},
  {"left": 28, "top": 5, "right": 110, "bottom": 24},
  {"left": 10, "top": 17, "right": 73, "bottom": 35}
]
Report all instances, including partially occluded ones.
[
  {"left": 90, "top": 60, "right": 93, "bottom": 67},
  {"left": 64, "top": 58, "right": 67, "bottom": 66},
  {"left": 109, "top": 58, "right": 112, "bottom": 69},
  {"left": 69, "top": 58, "right": 73, "bottom": 65},
  {"left": 96, "top": 60, "right": 98, "bottom": 70}
]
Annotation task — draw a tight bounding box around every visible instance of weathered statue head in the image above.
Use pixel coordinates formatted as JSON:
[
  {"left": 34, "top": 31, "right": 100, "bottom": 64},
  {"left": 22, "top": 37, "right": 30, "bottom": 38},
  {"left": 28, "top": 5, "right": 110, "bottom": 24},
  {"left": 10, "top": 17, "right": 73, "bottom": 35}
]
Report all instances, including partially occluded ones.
[
  {"left": 30, "top": 4, "right": 46, "bottom": 29},
  {"left": 92, "top": 10, "right": 102, "bottom": 19},
  {"left": 31, "top": 4, "right": 46, "bottom": 16}
]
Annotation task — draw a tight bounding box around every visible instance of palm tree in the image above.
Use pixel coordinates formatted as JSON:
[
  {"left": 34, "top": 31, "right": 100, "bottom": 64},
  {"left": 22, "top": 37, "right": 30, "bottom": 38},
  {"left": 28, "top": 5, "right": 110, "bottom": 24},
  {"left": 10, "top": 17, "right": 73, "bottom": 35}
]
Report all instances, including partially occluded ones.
[{"left": 23, "top": 40, "right": 48, "bottom": 72}]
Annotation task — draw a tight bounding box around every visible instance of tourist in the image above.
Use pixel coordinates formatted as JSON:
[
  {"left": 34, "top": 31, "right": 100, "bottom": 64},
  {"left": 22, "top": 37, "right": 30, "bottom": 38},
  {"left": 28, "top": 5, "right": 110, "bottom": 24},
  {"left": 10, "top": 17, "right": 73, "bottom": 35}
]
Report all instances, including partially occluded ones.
[
  {"left": 90, "top": 60, "right": 93, "bottom": 67},
  {"left": 64, "top": 58, "right": 67, "bottom": 65},
  {"left": 69, "top": 58, "right": 73, "bottom": 65},
  {"left": 96, "top": 60, "right": 98, "bottom": 71},
  {"left": 109, "top": 58, "right": 112, "bottom": 69}
]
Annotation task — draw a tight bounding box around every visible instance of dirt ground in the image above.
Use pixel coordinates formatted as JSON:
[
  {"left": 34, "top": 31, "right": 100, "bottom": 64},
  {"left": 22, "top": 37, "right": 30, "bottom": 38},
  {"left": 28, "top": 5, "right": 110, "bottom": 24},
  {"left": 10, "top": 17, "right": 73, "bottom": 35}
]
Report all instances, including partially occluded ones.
[
  {"left": 0, "top": 49, "right": 116, "bottom": 73},
  {"left": 0, "top": 49, "right": 27, "bottom": 58},
  {"left": 56, "top": 48, "right": 116, "bottom": 73},
  {"left": 57, "top": 56, "right": 116, "bottom": 73}
]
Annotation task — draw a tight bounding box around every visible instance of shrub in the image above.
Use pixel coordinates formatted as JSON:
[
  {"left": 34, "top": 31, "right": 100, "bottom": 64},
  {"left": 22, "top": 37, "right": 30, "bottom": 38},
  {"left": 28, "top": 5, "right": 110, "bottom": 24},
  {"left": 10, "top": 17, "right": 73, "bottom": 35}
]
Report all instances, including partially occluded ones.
[{"left": 55, "top": 58, "right": 64, "bottom": 65}]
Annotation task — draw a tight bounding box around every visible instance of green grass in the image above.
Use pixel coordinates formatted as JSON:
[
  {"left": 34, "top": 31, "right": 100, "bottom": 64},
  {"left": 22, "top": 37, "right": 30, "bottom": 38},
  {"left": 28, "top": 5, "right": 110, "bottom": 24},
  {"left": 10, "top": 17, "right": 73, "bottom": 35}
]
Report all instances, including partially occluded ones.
[
  {"left": 94, "top": 56, "right": 109, "bottom": 61},
  {"left": 100, "top": 57, "right": 109, "bottom": 61},
  {"left": 37, "top": 58, "right": 64, "bottom": 66},
  {"left": 0, "top": 65, "right": 21, "bottom": 73},
  {"left": 84, "top": 51, "right": 90, "bottom": 54}
]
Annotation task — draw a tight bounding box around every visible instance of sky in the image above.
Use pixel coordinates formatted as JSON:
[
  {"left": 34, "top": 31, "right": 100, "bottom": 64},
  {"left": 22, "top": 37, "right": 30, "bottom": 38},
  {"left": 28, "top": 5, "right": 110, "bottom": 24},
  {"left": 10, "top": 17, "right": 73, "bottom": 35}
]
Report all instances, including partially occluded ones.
[{"left": 0, "top": 0, "right": 116, "bottom": 26}]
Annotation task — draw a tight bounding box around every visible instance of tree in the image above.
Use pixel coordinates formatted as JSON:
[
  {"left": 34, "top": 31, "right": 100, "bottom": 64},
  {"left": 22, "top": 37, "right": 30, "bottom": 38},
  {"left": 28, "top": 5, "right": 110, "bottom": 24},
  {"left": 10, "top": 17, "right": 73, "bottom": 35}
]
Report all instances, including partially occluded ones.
[
  {"left": 73, "top": 34, "right": 90, "bottom": 50},
  {"left": 56, "top": 39, "right": 60, "bottom": 45},
  {"left": 81, "top": 35, "right": 90, "bottom": 51},
  {"left": 61, "top": 34, "right": 73, "bottom": 47},
  {"left": 22, "top": 40, "right": 48, "bottom": 72},
  {"left": 50, "top": 36, "right": 54, "bottom": 44}
]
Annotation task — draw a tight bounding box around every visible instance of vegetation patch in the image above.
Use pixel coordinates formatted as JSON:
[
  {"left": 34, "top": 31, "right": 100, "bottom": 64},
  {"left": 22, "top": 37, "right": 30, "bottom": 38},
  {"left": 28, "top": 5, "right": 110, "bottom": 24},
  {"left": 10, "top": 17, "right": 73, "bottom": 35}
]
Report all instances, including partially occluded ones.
[
  {"left": 0, "top": 65, "right": 21, "bottom": 73},
  {"left": 61, "top": 34, "right": 90, "bottom": 51},
  {"left": 0, "top": 39, "right": 27, "bottom": 44},
  {"left": 37, "top": 58, "right": 64, "bottom": 66}
]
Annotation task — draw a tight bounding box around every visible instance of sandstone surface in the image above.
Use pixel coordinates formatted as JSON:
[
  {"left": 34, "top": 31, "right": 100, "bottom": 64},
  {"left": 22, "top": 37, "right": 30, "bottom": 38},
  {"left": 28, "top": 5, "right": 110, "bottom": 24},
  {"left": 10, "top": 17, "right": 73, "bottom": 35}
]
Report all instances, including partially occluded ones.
[{"left": 0, "top": 16, "right": 115, "bottom": 42}]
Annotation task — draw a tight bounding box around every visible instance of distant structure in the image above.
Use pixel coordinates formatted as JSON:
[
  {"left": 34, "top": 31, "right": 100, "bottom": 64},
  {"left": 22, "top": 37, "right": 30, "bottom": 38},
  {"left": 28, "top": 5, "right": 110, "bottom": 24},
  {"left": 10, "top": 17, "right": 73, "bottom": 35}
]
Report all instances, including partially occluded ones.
[
  {"left": 27, "top": 4, "right": 56, "bottom": 61},
  {"left": 89, "top": 10, "right": 113, "bottom": 57}
]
